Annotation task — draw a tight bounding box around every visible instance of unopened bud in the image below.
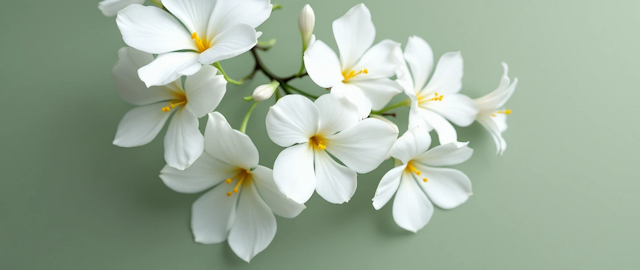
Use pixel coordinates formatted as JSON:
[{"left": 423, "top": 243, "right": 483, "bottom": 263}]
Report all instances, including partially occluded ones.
[
  {"left": 252, "top": 81, "right": 280, "bottom": 102},
  {"left": 298, "top": 4, "right": 315, "bottom": 50}
]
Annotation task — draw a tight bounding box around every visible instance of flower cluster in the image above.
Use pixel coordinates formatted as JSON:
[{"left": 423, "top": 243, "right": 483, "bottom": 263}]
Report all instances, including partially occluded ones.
[{"left": 102, "top": 0, "right": 518, "bottom": 262}]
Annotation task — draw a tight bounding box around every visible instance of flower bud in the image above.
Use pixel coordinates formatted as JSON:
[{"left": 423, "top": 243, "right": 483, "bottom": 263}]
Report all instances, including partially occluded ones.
[
  {"left": 298, "top": 4, "right": 315, "bottom": 50},
  {"left": 252, "top": 81, "right": 280, "bottom": 102}
]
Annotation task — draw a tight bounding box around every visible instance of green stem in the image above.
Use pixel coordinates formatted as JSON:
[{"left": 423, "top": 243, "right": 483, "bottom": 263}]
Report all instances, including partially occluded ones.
[
  {"left": 240, "top": 102, "right": 259, "bottom": 134},
  {"left": 371, "top": 99, "right": 411, "bottom": 114},
  {"left": 213, "top": 62, "right": 244, "bottom": 85},
  {"left": 283, "top": 84, "right": 318, "bottom": 99}
]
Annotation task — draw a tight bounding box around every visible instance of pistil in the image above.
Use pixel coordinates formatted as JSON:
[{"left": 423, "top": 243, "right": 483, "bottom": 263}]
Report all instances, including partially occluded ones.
[
  {"left": 418, "top": 92, "right": 444, "bottom": 105},
  {"left": 225, "top": 169, "right": 252, "bottom": 197},
  {"left": 310, "top": 136, "right": 327, "bottom": 151},
  {"left": 191, "top": 32, "right": 211, "bottom": 53}
]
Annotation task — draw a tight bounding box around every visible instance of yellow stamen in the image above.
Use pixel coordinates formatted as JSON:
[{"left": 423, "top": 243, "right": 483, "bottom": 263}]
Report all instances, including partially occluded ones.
[
  {"left": 191, "top": 32, "right": 211, "bottom": 53},
  {"left": 310, "top": 136, "right": 327, "bottom": 151},
  {"left": 342, "top": 69, "right": 369, "bottom": 81},
  {"left": 492, "top": 109, "right": 512, "bottom": 117},
  {"left": 406, "top": 163, "right": 421, "bottom": 176},
  {"left": 418, "top": 92, "right": 444, "bottom": 105},
  {"left": 423, "top": 178, "right": 428, "bottom": 182},
  {"left": 160, "top": 93, "right": 188, "bottom": 112},
  {"left": 225, "top": 169, "right": 252, "bottom": 197}
]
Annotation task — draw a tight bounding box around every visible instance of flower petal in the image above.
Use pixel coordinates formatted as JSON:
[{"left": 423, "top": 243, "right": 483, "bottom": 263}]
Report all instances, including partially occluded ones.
[
  {"left": 325, "top": 118, "right": 398, "bottom": 173},
  {"left": 408, "top": 100, "right": 432, "bottom": 130},
  {"left": 396, "top": 65, "right": 417, "bottom": 99},
  {"left": 252, "top": 166, "right": 305, "bottom": 219},
  {"left": 228, "top": 183, "right": 276, "bottom": 263},
  {"left": 99, "top": 0, "right": 144, "bottom": 17},
  {"left": 160, "top": 152, "right": 236, "bottom": 193},
  {"left": 113, "top": 103, "right": 171, "bottom": 147},
  {"left": 163, "top": 0, "right": 216, "bottom": 35},
  {"left": 389, "top": 127, "right": 431, "bottom": 164},
  {"left": 415, "top": 166, "right": 472, "bottom": 210},
  {"left": 207, "top": 0, "right": 272, "bottom": 37},
  {"left": 184, "top": 65, "right": 227, "bottom": 118},
  {"left": 199, "top": 24, "right": 258, "bottom": 65},
  {"left": 348, "top": 78, "right": 402, "bottom": 110},
  {"left": 191, "top": 183, "right": 237, "bottom": 244},
  {"left": 113, "top": 47, "right": 176, "bottom": 106},
  {"left": 315, "top": 93, "right": 360, "bottom": 136},
  {"left": 416, "top": 141, "right": 473, "bottom": 167},
  {"left": 333, "top": 3, "right": 375, "bottom": 70},
  {"left": 272, "top": 144, "right": 316, "bottom": 204},
  {"left": 330, "top": 83, "right": 372, "bottom": 119},
  {"left": 266, "top": 95, "right": 319, "bottom": 147},
  {"left": 392, "top": 175, "right": 434, "bottom": 233},
  {"left": 314, "top": 150, "right": 357, "bottom": 204},
  {"left": 477, "top": 115, "right": 507, "bottom": 155},
  {"left": 304, "top": 40, "right": 344, "bottom": 88},
  {"left": 422, "top": 52, "right": 463, "bottom": 95},
  {"left": 116, "top": 5, "right": 196, "bottom": 54},
  {"left": 372, "top": 165, "right": 404, "bottom": 210},
  {"left": 164, "top": 109, "right": 204, "bottom": 170},
  {"left": 349, "top": 39, "right": 401, "bottom": 80},
  {"left": 426, "top": 93, "right": 478, "bottom": 127},
  {"left": 204, "top": 112, "right": 259, "bottom": 170},
  {"left": 475, "top": 63, "right": 518, "bottom": 112},
  {"left": 138, "top": 51, "right": 202, "bottom": 87},
  {"left": 420, "top": 108, "right": 458, "bottom": 145},
  {"left": 404, "top": 36, "right": 434, "bottom": 92}
]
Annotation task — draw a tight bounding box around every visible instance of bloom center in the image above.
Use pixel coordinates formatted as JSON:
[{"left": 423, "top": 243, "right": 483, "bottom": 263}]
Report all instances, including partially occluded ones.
[
  {"left": 342, "top": 69, "right": 368, "bottom": 82},
  {"left": 309, "top": 135, "right": 327, "bottom": 151},
  {"left": 161, "top": 91, "right": 187, "bottom": 112},
  {"left": 417, "top": 92, "right": 444, "bottom": 106},
  {"left": 225, "top": 169, "right": 252, "bottom": 197},
  {"left": 191, "top": 32, "right": 211, "bottom": 53},
  {"left": 406, "top": 161, "right": 428, "bottom": 182},
  {"left": 491, "top": 109, "right": 511, "bottom": 117}
]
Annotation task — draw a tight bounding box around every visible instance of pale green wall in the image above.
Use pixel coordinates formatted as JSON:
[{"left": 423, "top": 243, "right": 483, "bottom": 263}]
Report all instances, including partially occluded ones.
[{"left": 1, "top": 0, "right": 638, "bottom": 269}]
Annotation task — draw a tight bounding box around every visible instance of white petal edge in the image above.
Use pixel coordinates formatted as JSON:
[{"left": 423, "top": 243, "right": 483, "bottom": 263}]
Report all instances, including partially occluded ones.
[
  {"left": 416, "top": 166, "right": 472, "bottom": 210},
  {"left": 138, "top": 52, "right": 202, "bottom": 88},
  {"left": 392, "top": 175, "right": 434, "bottom": 233},
  {"left": 416, "top": 141, "right": 473, "bottom": 167},
  {"left": 372, "top": 165, "right": 405, "bottom": 210},
  {"left": 272, "top": 144, "right": 317, "bottom": 204},
  {"left": 252, "top": 166, "right": 305, "bottom": 218},
  {"left": 389, "top": 127, "right": 432, "bottom": 164},
  {"left": 304, "top": 40, "right": 344, "bottom": 88},
  {"left": 164, "top": 109, "right": 204, "bottom": 170},
  {"left": 184, "top": 65, "right": 227, "bottom": 118},
  {"left": 204, "top": 112, "right": 259, "bottom": 170},
  {"left": 326, "top": 118, "right": 398, "bottom": 174},
  {"left": 314, "top": 150, "right": 358, "bottom": 204},
  {"left": 113, "top": 47, "right": 176, "bottom": 106},
  {"left": 99, "top": 0, "right": 145, "bottom": 17},
  {"left": 404, "top": 36, "right": 434, "bottom": 92},
  {"left": 330, "top": 83, "right": 372, "bottom": 119},
  {"left": 314, "top": 93, "right": 360, "bottom": 136},
  {"left": 266, "top": 95, "right": 319, "bottom": 147},
  {"left": 332, "top": 3, "right": 375, "bottom": 70},
  {"left": 191, "top": 182, "right": 237, "bottom": 244},
  {"left": 160, "top": 152, "right": 237, "bottom": 194},
  {"left": 113, "top": 103, "right": 171, "bottom": 147},
  {"left": 422, "top": 52, "right": 463, "bottom": 95},
  {"left": 199, "top": 24, "right": 258, "bottom": 65}
]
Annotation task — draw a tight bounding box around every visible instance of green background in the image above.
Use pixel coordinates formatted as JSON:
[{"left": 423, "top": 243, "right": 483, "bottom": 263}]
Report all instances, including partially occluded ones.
[{"left": 1, "top": 0, "right": 638, "bottom": 269}]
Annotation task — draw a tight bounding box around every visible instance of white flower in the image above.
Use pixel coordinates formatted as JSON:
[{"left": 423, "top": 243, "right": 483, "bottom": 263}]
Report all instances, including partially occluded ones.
[
  {"left": 116, "top": 0, "right": 272, "bottom": 87},
  {"left": 373, "top": 127, "right": 473, "bottom": 233},
  {"left": 266, "top": 94, "right": 398, "bottom": 204},
  {"left": 303, "top": 4, "right": 402, "bottom": 118},
  {"left": 98, "top": 0, "right": 144, "bottom": 17},
  {"left": 160, "top": 112, "right": 304, "bottom": 262},
  {"left": 396, "top": 36, "right": 479, "bottom": 144},
  {"left": 252, "top": 81, "right": 279, "bottom": 102},
  {"left": 112, "top": 47, "right": 227, "bottom": 170},
  {"left": 474, "top": 63, "right": 518, "bottom": 155},
  {"left": 298, "top": 4, "right": 315, "bottom": 50}
]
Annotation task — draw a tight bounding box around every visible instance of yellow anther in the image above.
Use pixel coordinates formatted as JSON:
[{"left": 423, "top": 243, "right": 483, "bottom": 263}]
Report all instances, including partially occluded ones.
[
  {"left": 161, "top": 106, "right": 171, "bottom": 112},
  {"left": 492, "top": 109, "right": 512, "bottom": 117},
  {"left": 161, "top": 99, "right": 187, "bottom": 112},
  {"left": 417, "top": 92, "right": 444, "bottom": 105},
  {"left": 342, "top": 69, "right": 369, "bottom": 81},
  {"left": 310, "top": 136, "right": 327, "bottom": 151},
  {"left": 224, "top": 169, "right": 252, "bottom": 197},
  {"left": 423, "top": 178, "right": 428, "bottom": 182},
  {"left": 406, "top": 163, "right": 421, "bottom": 176},
  {"left": 191, "top": 32, "right": 210, "bottom": 53}
]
